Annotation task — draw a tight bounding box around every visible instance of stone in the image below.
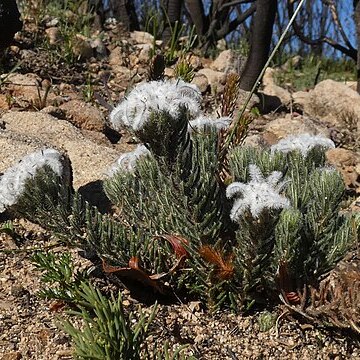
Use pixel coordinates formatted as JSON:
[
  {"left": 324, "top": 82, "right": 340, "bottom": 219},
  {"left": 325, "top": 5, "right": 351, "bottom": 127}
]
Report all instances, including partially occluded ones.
[
  {"left": 1, "top": 351, "right": 22, "bottom": 360},
  {"left": 135, "top": 43, "right": 152, "bottom": 62},
  {"left": 305, "top": 79, "right": 360, "bottom": 127},
  {"left": 45, "top": 27, "right": 61, "bottom": 45},
  {"left": 210, "top": 49, "right": 245, "bottom": 74},
  {"left": 130, "top": 31, "right": 154, "bottom": 45},
  {"left": 233, "top": 89, "right": 260, "bottom": 114},
  {"left": 72, "top": 34, "right": 93, "bottom": 60},
  {"left": 188, "top": 55, "right": 203, "bottom": 70},
  {"left": 0, "top": 112, "right": 121, "bottom": 189},
  {"left": 280, "top": 55, "right": 302, "bottom": 71},
  {"left": 0, "top": 94, "right": 10, "bottom": 110},
  {"left": 326, "top": 148, "right": 360, "bottom": 191},
  {"left": 59, "top": 100, "right": 105, "bottom": 132},
  {"left": 90, "top": 37, "right": 107, "bottom": 58},
  {"left": 45, "top": 17, "right": 59, "bottom": 27},
  {"left": 264, "top": 114, "right": 329, "bottom": 144},
  {"left": 292, "top": 90, "right": 310, "bottom": 109},
  {"left": 198, "top": 68, "right": 226, "bottom": 89},
  {"left": 191, "top": 73, "right": 209, "bottom": 93},
  {"left": 164, "top": 67, "right": 175, "bottom": 78},
  {"left": 3, "top": 73, "right": 57, "bottom": 108},
  {"left": 262, "top": 68, "right": 291, "bottom": 106},
  {"left": 109, "top": 46, "right": 123, "bottom": 66}
]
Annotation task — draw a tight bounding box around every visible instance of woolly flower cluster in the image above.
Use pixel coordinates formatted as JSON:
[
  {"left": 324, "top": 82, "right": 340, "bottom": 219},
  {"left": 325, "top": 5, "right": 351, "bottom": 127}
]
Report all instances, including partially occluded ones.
[
  {"left": 0, "top": 149, "right": 68, "bottom": 213},
  {"left": 110, "top": 80, "right": 201, "bottom": 132},
  {"left": 109, "top": 144, "right": 150, "bottom": 175},
  {"left": 270, "top": 133, "right": 335, "bottom": 156},
  {"left": 189, "top": 115, "right": 231, "bottom": 132},
  {"left": 226, "top": 164, "right": 290, "bottom": 221}
]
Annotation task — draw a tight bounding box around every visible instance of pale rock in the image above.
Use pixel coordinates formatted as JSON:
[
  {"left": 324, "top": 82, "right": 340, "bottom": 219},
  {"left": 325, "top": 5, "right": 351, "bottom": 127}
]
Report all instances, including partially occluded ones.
[
  {"left": 164, "top": 67, "right": 175, "bottom": 78},
  {"left": 0, "top": 112, "right": 120, "bottom": 189},
  {"left": 189, "top": 55, "right": 203, "bottom": 70},
  {"left": 9, "top": 45, "right": 20, "bottom": 54},
  {"left": 109, "top": 46, "right": 124, "bottom": 66},
  {"left": 292, "top": 90, "right": 310, "bottom": 109},
  {"left": 198, "top": 68, "right": 226, "bottom": 91},
  {"left": 210, "top": 49, "right": 235, "bottom": 72},
  {"left": 45, "top": 27, "right": 61, "bottom": 45},
  {"left": 45, "top": 18, "right": 59, "bottom": 27},
  {"left": 243, "top": 134, "right": 263, "bottom": 148},
  {"left": 0, "top": 94, "right": 10, "bottom": 110},
  {"left": 111, "top": 65, "right": 131, "bottom": 77},
  {"left": 130, "top": 31, "right": 154, "bottom": 45},
  {"left": 90, "top": 37, "right": 107, "bottom": 58},
  {"left": 135, "top": 43, "right": 152, "bottom": 62},
  {"left": 3, "top": 73, "right": 57, "bottom": 107},
  {"left": 72, "top": 34, "right": 93, "bottom": 60},
  {"left": 4, "top": 72, "right": 39, "bottom": 87},
  {"left": 262, "top": 68, "right": 291, "bottom": 106},
  {"left": 129, "top": 53, "right": 139, "bottom": 67},
  {"left": 210, "top": 49, "right": 245, "bottom": 74},
  {"left": 1, "top": 351, "right": 22, "bottom": 360},
  {"left": 59, "top": 100, "right": 105, "bottom": 132},
  {"left": 264, "top": 114, "right": 329, "bottom": 144},
  {"left": 326, "top": 148, "right": 360, "bottom": 191},
  {"left": 233, "top": 89, "right": 260, "bottom": 115},
  {"left": 345, "top": 81, "right": 357, "bottom": 92},
  {"left": 191, "top": 73, "right": 209, "bottom": 93},
  {"left": 305, "top": 79, "right": 360, "bottom": 127},
  {"left": 216, "top": 38, "right": 227, "bottom": 51}
]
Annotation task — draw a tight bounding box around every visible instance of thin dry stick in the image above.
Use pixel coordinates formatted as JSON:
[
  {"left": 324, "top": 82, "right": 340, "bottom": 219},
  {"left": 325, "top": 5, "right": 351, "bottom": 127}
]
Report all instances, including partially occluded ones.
[{"left": 223, "top": 0, "right": 307, "bottom": 150}]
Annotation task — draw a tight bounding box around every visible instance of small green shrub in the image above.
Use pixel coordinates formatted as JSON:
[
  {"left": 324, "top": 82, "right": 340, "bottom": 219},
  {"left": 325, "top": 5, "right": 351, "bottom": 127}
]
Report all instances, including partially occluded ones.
[
  {"left": 32, "top": 251, "right": 191, "bottom": 359},
  {"left": 8, "top": 79, "right": 360, "bottom": 312},
  {"left": 61, "top": 282, "right": 158, "bottom": 360}
]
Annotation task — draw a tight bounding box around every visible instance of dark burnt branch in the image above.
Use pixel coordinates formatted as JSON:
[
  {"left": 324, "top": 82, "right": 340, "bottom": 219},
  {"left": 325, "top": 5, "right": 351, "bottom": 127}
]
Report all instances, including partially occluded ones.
[
  {"left": 288, "top": 0, "right": 357, "bottom": 60},
  {"left": 326, "top": 0, "right": 356, "bottom": 52},
  {"left": 220, "top": 0, "right": 256, "bottom": 11},
  {"left": 216, "top": 3, "right": 257, "bottom": 40}
]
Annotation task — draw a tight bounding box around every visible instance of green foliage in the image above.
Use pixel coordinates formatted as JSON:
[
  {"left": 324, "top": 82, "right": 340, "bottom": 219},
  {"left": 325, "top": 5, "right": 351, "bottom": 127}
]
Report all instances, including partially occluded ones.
[
  {"left": 61, "top": 283, "right": 157, "bottom": 360},
  {"left": 274, "top": 55, "right": 356, "bottom": 91},
  {"left": 15, "top": 110, "right": 359, "bottom": 311},
  {"left": 174, "top": 57, "right": 195, "bottom": 83},
  {"left": 258, "top": 311, "right": 276, "bottom": 332},
  {"left": 32, "top": 251, "right": 192, "bottom": 359},
  {"left": 163, "top": 23, "right": 197, "bottom": 65},
  {"left": 31, "top": 251, "right": 89, "bottom": 301}
]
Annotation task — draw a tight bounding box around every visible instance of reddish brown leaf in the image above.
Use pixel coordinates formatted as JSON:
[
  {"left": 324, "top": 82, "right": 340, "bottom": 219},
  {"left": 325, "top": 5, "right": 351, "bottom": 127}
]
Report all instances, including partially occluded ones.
[
  {"left": 285, "top": 291, "right": 301, "bottom": 305},
  {"left": 49, "top": 300, "right": 66, "bottom": 312},
  {"left": 199, "top": 245, "right": 234, "bottom": 281},
  {"left": 154, "top": 234, "right": 190, "bottom": 259},
  {"left": 102, "top": 258, "right": 166, "bottom": 294}
]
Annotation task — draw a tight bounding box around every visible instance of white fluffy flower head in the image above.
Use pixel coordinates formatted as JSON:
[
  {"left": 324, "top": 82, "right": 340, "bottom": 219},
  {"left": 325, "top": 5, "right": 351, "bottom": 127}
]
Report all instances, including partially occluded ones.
[
  {"left": 226, "top": 164, "right": 290, "bottom": 221},
  {"left": 0, "top": 149, "right": 68, "bottom": 213},
  {"left": 108, "top": 144, "right": 150, "bottom": 175},
  {"left": 189, "top": 115, "right": 231, "bottom": 132},
  {"left": 110, "top": 80, "right": 201, "bottom": 132},
  {"left": 270, "top": 133, "right": 335, "bottom": 156}
]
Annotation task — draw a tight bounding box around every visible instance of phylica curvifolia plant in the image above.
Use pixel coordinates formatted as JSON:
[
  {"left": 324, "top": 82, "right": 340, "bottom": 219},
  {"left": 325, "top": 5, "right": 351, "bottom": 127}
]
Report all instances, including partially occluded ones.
[{"left": 4, "top": 79, "right": 359, "bottom": 311}]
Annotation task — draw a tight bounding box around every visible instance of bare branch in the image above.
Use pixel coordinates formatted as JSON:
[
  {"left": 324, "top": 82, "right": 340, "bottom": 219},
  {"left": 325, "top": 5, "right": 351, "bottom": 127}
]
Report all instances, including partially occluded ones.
[
  {"left": 288, "top": 0, "right": 357, "bottom": 60},
  {"left": 216, "top": 3, "right": 257, "bottom": 40},
  {"left": 326, "top": 0, "right": 355, "bottom": 51},
  {"left": 220, "top": 0, "right": 256, "bottom": 11}
]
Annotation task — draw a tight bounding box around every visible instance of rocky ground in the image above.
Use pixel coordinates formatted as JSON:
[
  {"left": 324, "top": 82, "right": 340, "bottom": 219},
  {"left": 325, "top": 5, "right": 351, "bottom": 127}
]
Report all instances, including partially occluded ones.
[{"left": 0, "top": 15, "right": 360, "bottom": 360}]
